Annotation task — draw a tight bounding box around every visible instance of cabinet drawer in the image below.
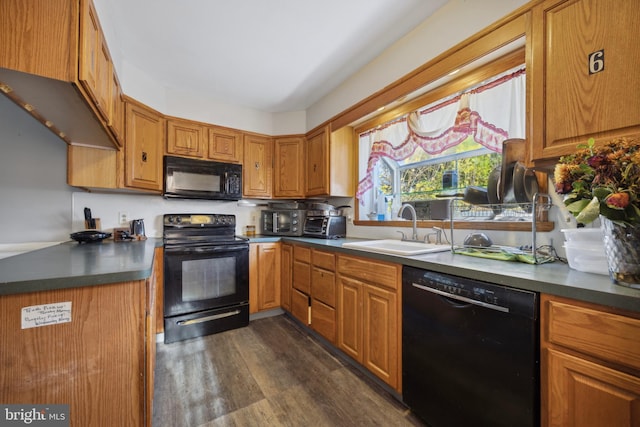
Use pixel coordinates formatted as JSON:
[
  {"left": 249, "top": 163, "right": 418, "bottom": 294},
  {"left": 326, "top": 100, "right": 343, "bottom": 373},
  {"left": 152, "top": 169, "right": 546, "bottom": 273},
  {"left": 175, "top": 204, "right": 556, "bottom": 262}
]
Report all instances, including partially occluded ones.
[
  {"left": 291, "top": 288, "right": 310, "bottom": 325},
  {"left": 337, "top": 255, "right": 400, "bottom": 291},
  {"left": 294, "top": 246, "right": 311, "bottom": 263},
  {"left": 292, "top": 260, "right": 310, "bottom": 294},
  {"left": 311, "top": 268, "right": 335, "bottom": 307},
  {"left": 545, "top": 298, "right": 640, "bottom": 371},
  {"left": 311, "top": 299, "right": 336, "bottom": 344},
  {"left": 312, "top": 249, "right": 335, "bottom": 271}
]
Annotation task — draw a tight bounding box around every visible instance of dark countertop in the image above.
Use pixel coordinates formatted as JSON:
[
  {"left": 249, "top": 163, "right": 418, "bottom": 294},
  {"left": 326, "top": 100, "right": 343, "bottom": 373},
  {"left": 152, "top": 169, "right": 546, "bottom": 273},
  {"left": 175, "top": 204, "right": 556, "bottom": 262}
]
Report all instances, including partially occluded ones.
[
  {"left": 0, "top": 238, "right": 162, "bottom": 295},
  {"left": 270, "top": 237, "right": 640, "bottom": 314},
  {"left": 2, "top": 235, "right": 639, "bottom": 313}
]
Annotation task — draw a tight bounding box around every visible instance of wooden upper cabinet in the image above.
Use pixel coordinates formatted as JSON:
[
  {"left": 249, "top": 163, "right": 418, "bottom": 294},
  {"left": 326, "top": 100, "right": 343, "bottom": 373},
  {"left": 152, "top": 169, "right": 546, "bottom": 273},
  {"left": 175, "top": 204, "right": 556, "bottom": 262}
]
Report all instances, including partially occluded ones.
[
  {"left": 305, "top": 125, "right": 354, "bottom": 197},
  {"left": 208, "top": 126, "right": 243, "bottom": 163},
  {"left": 166, "top": 118, "right": 205, "bottom": 158},
  {"left": 109, "top": 71, "right": 125, "bottom": 147},
  {"left": 305, "top": 126, "right": 329, "bottom": 196},
  {"left": 274, "top": 136, "right": 305, "bottom": 198},
  {"left": 125, "top": 99, "right": 165, "bottom": 192},
  {"left": 0, "top": 0, "right": 119, "bottom": 149},
  {"left": 243, "top": 134, "right": 273, "bottom": 198},
  {"left": 529, "top": 0, "right": 640, "bottom": 166},
  {"left": 79, "top": 0, "right": 112, "bottom": 122}
]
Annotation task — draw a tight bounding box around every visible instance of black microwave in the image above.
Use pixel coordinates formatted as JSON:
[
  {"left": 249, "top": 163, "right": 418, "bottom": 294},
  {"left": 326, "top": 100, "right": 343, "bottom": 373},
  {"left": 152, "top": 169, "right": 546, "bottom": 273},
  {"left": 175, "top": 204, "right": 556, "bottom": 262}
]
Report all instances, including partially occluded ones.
[{"left": 164, "top": 156, "right": 242, "bottom": 201}]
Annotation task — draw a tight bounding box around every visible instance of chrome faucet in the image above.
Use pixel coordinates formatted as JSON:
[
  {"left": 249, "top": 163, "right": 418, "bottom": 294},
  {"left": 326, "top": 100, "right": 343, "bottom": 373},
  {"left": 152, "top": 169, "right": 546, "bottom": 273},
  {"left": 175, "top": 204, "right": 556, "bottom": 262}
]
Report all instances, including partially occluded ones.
[{"left": 398, "top": 203, "right": 419, "bottom": 241}]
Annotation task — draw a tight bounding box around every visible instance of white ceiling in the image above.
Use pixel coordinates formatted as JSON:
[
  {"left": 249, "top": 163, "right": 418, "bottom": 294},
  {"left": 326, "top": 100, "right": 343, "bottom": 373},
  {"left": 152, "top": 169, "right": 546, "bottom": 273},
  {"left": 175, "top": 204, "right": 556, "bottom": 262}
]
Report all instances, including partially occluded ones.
[{"left": 97, "top": 0, "right": 448, "bottom": 113}]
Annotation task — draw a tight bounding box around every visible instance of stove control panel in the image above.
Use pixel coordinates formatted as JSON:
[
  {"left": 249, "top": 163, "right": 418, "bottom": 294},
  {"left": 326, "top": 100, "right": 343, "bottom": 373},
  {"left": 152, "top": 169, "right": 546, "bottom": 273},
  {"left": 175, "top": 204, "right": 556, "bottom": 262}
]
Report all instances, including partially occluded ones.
[{"left": 164, "top": 214, "right": 236, "bottom": 227}]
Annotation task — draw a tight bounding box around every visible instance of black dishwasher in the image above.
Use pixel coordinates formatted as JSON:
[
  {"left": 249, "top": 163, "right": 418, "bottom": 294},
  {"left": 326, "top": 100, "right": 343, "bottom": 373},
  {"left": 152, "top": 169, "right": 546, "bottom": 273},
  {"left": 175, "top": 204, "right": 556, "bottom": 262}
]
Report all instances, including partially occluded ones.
[{"left": 402, "top": 266, "right": 539, "bottom": 427}]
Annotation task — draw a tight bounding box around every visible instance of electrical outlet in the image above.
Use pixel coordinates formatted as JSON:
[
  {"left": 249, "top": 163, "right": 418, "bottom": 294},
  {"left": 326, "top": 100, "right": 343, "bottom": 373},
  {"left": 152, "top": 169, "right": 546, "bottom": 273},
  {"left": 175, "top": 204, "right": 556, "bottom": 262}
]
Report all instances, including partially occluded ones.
[{"left": 118, "top": 211, "right": 129, "bottom": 224}]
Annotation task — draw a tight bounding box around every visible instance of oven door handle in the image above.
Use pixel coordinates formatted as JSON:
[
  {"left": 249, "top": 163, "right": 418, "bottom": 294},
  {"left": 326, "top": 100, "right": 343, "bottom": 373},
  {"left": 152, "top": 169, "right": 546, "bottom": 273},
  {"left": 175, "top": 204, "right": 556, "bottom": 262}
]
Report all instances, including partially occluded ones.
[
  {"left": 165, "top": 244, "right": 248, "bottom": 254},
  {"left": 176, "top": 309, "right": 242, "bottom": 326}
]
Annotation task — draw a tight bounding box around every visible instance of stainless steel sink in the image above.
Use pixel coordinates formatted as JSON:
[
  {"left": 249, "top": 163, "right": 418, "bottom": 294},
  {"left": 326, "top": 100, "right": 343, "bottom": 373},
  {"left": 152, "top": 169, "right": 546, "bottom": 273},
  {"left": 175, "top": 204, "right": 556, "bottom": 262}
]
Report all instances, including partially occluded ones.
[{"left": 342, "top": 239, "right": 450, "bottom": 256}]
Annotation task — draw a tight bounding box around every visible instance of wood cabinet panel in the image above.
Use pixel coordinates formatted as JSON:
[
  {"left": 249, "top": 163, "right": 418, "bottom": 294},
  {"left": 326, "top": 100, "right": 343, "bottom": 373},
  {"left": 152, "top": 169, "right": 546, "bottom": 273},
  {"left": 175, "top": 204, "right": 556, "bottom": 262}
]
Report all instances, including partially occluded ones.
[
  {"left": 293, "top": 260, "right": 311, "bottom": 295},
  {"left": 546, "top": 348, "right": 640, "bottom": 427},
  {"left": 208, "top": 126, "right": 243, "bottom": 163},
  {"left": 0, "top": 0, "right": 77, "bottom": 81},
  {"left": 243, "top": 134, "right": 273, "bottom": 198},
  {"left": 337, "top": 275, "right": 362, "bottom": 362},
  {"left": 305, "top": 126, "right": 329, "bottom": 196},
  {"left": 311, "top": 268, "right": 335, "bottom": 307},
  {"left": 125, "top": 99, "right": 164, "bottom": 191},
  {"left": 530, "top": 0, "right": 640, "bottom": 164},
  {"left": 337, "top": 255, "right": 399, "bottom": 291},
  {"left": 67, "top": 145, "right": 118, "bottom": 189},
  {"left": 109, "top": 71, "right": 124, "bottom": 146},
  {"left": 166, "top": 118, "right": 205, "bottom": 158},
  {"left": 0, "top": 281, "right": 147, "bottom": 426},
  {"left": 79, "top": 0, "right": 111, "bottom": 122},
  {"left": 362, "top": 283, "right": 398, "bottom": 388},
  {"left": 291, "top": 288, "right": 310, "bottom": 326},
  {"left": 311, "top": 299, "right": 336, "bottom": 344},
  {"left": 312, "top": 249, "right": 335, "bottom": 271},
  {"left": 249, "top": 243, "right": 281, "bottom": 314},
  {"left": 541, "top": 294, "right": 640, "bottom": 427},
  {"left": 280, "top": 244, "right": 293, "bottom": 312},
  {"left": 294, "top": 246, "right": 311, "bottom": 263},
  {"left": 274, "top": 136, "right": 305, "bottom": 198},
  {"left": 546, "top": 299, "right": 640, "bottom": 371}
]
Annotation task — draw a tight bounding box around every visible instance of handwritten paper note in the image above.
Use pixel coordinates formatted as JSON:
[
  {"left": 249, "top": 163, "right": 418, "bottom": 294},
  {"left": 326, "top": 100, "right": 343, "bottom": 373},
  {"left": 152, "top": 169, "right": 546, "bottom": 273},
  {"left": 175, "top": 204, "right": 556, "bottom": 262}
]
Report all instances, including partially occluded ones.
[{"left": 21, "top": 302, "right": 72, "bottom": 329}]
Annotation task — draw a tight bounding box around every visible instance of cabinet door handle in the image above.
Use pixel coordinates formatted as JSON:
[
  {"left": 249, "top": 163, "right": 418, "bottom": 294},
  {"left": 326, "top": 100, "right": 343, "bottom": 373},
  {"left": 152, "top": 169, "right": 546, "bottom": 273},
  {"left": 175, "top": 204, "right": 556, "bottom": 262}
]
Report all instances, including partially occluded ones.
[
  {"left": 141, "top": 151, "right": 148, "bottom": 162},
  {"left": 255, "top": 162, "right": 260, "bottom": 169}
]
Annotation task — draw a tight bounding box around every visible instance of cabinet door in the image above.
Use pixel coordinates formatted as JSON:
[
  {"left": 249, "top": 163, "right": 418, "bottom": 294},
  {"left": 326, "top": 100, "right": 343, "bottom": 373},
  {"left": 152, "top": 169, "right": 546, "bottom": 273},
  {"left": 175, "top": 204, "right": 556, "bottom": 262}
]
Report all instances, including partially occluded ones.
[
  {"left": 257, "top": 243, "right": 281, "bottom": 311},
  {"left": 291, "top": 288, "right": 310, "bottom": 325},
  {"left": 280, "top": 244, "right": 293, "bottom": 312},
  {"left": 125, "top": 100, "right": 164, "bottom": 191},
  {"left": 166, "top": 118, "right": 205, "bottom": 158},
  {"left": 249, "top": 243, "right": 281, "bottom": 313},
  {"left": 109, "top": 72, "right": 124, "bottom": 147},
  {"left": 311, "top": 299, "right": 336, "bottom": 344},
  {"left": 337, "top": 275, "right": 362, "bottom": 362},
  {"left": 243, "top": 134, "right": 273, "bottom": 198},
  {"left": 362, "top": 283, "right": 399, "bottom": 389},
  {"left": 79, "top": 0, "right": 111, "bottom": 121},
  {"left": 293, "top": 259, "right": 311, "bottom": 295},
  {"left": 311, "top": 267, "right": 335, "bottom": 307},
  {"left": 274, "top": 136, "right": 305, "bottom": 198},
  {"left": 305, "top": 127, "right": 329, "bottom": 196},
  {"left": 208, "top": 127, "right": 243, "bottom": 163},
  {"left": 546, "top": 348, "right": 640, "bottom": 427},
  {"left": 530, "top": 0, "right": 640, "bottom": 164}
]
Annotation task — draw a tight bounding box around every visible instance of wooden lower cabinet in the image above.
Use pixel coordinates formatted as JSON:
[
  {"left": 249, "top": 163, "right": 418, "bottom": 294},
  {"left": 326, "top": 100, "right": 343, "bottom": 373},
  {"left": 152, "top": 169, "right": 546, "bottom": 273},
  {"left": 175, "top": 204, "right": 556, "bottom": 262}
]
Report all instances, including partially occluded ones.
[
  {"left": 280, "top": 243, "right": 293, "bottom": 312},
  {"left": 0, "top": 276, "right": 157, "bottom": 426},
  {"left": 541, "top": 294, "right": 640, "bottom": 427},
  {"left": 249, "top": 242, "right": 281, "bottom": 314},
  {"left": 337, "top": 254, "right": 401, "bottom": 391},
  {"left": 291, "top": 287, "right": 310, "bottom": 325},
  {"left": 310, "top": 249, "right": 337, "bottom": 344}
]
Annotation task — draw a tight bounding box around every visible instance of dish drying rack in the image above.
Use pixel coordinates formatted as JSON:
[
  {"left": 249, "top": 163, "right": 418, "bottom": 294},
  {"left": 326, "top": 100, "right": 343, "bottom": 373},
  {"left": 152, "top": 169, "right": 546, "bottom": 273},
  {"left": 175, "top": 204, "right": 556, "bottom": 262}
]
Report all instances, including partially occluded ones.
[{"left": 448, "top": 193, "right": 554, "bottom": 264}]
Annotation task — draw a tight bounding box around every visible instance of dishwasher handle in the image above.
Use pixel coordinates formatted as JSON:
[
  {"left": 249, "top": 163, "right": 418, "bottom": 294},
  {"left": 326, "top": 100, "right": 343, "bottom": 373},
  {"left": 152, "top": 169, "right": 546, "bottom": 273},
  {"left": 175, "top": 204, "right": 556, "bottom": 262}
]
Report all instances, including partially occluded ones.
[{"left": 411, "top": 282, "right": 509, "bottom": 313}]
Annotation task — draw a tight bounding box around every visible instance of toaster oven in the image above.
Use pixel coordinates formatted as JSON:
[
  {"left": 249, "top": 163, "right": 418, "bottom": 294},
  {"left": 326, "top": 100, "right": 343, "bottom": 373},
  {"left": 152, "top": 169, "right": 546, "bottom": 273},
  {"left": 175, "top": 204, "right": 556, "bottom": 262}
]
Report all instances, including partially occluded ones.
[{"left": 260, "top": 209, "right": 306, "bottom": 236}]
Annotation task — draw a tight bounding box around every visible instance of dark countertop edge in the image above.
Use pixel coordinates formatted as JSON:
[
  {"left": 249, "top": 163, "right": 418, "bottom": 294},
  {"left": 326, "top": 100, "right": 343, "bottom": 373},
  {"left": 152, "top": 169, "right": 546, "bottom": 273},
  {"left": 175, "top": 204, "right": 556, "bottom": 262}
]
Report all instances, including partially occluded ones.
[
  {"left": 0, "top": 238, "right": 162, "bottom": 296},
  {"left": 271, "top": 237, "right": 640, "bottom": 314}
]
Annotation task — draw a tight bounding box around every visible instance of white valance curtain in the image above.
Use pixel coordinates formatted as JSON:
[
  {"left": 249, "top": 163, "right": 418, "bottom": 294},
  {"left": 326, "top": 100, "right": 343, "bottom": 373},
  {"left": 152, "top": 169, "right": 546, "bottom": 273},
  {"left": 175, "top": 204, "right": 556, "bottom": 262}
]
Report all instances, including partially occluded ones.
[{"left": 357, "top": 67, "right": 526, "bottom": 204}]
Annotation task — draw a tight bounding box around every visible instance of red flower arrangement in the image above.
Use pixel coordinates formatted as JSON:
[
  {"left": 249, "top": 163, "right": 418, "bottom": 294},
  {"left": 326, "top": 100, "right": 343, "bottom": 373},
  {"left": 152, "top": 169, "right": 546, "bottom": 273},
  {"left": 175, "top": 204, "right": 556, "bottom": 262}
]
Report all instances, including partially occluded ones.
[{"left": 554, "top": 137, "right": 640, "bottom": 226}]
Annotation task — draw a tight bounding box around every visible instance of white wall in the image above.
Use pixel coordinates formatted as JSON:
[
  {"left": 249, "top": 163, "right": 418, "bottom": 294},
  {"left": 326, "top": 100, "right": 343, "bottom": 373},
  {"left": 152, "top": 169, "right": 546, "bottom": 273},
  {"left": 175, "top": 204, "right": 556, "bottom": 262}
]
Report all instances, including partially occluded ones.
[
  {"left": 0, "top": 96, "right": 74, "bottom": 243},
  {"left": 307, "top": 0, "right": 530, "bottom": 129}
]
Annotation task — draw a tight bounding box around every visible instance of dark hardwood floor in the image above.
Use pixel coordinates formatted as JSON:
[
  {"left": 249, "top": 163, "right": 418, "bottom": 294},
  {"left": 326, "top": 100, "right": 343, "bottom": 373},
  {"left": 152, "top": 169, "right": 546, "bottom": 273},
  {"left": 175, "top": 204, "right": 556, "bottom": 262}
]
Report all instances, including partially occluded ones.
[{"left": 153, "top": 314, "right": 424, "bottom": 426}]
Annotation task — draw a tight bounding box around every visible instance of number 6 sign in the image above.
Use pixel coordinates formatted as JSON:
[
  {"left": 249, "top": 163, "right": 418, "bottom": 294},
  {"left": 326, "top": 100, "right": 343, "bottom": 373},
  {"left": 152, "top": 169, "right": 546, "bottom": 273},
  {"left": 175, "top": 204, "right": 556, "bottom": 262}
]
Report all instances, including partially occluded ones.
[{"left": 589, "top": 49, "right": 605, "bottom": 74}]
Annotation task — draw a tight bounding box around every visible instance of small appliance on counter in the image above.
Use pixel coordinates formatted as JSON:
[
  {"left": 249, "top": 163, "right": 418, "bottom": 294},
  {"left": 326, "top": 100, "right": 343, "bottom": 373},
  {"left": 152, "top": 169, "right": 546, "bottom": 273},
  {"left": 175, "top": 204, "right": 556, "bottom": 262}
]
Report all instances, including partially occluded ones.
[
  {"left": 303, "top": 202, "right": 348, "bottom": 239},
  {"left": 260, "top": 201, "right": 307, "bottom": 237}
]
